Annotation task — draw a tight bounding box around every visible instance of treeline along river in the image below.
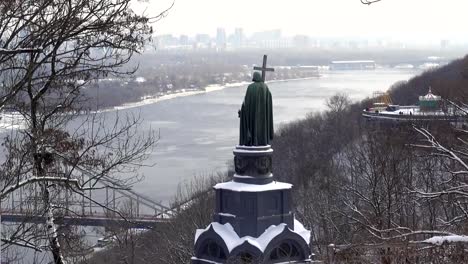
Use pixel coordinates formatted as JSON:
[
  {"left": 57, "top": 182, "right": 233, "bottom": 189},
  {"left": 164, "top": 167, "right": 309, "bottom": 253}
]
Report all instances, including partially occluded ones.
[{"left": 101, "top": 69, "right": 419, "bottom": 204}]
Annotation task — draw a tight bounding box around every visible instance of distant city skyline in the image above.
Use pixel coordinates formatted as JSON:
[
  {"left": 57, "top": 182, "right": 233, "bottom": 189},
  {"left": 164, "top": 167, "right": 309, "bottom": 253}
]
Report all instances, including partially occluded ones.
[
  {"left": 134, "top": 0, "right": 468, "bottom": 45},
  {"left": 151, "top": 28, "right": 464, "bottom": 52}
]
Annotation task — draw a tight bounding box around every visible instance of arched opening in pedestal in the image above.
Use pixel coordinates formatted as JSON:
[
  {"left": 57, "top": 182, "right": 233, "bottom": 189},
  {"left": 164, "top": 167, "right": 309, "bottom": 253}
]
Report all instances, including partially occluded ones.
[
  {"left": 200, "top": 239, "right": 227, "bottom": 261},
  {"left": 267, "top": 240, "right": 304, "bottom": 263}
]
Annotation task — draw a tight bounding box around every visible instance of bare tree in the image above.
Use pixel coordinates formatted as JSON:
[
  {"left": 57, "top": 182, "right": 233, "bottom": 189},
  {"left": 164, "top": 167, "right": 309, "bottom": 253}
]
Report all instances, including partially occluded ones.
[
  {"left": 338, "top": 130, "right": 422, "bottom": 243},
  {"left": 411, "top": 124, "right": 468, "bottom": 232},
  {"left": 325, "top": 93, "right": 351, "bottom": 114},
  {"left": 0, "top": 0, "right": 172, "bottom": 262},
  {"left": 153, "top": 175, "right": 221, "bottom": 264}
]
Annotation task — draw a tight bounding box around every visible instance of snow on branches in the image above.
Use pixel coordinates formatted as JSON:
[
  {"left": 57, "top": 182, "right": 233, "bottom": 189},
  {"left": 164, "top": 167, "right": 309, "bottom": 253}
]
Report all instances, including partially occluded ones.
[{"left": 360, "top": 0, "right": 383, "bottom": 5}]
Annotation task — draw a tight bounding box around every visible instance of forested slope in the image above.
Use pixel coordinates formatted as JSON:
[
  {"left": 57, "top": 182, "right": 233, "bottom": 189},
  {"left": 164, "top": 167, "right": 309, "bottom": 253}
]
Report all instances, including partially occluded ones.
[{"left": 389, "top": 54, "right": 468, "bottom": 104}]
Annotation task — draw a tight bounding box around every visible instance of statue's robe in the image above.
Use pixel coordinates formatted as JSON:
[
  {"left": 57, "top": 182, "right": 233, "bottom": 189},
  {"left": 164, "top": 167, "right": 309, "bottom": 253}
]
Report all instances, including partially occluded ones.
[{"left": 239, "top": 72, "right": 274, "bottom": 146}]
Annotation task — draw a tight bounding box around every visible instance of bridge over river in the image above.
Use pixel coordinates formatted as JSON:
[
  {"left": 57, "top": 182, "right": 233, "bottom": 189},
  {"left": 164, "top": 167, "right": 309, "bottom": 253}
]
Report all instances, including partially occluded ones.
[{"left": 1, "top": 171, "right": 180, "bottom": 229}]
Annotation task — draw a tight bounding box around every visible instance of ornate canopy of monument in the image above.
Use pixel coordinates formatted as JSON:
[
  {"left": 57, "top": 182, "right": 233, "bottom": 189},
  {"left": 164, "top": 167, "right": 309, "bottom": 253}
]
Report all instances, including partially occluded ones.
[{"left": 192, "top": 55, "right": 311, "bottom": 264}]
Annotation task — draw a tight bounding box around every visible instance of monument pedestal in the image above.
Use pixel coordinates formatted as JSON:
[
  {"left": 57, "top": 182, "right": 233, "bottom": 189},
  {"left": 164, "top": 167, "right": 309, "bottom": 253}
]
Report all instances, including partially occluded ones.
[{"left": 192, "top": 146, "right": 311, "bottom": 263}]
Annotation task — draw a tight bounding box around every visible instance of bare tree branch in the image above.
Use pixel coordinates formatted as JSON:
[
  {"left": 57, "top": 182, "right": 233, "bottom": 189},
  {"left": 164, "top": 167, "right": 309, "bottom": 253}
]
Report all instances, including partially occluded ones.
[
  {"left": 361, "top": 0, "right": 382, "bottom": 5},
  {"left": 0, "top": 0, "right": 169, "bottom": 261}
]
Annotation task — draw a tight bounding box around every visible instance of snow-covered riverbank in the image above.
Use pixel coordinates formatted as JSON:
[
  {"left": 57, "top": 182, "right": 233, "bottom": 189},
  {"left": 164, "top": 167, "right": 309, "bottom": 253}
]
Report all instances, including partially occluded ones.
[
  {"left": 105, "top": 76, "right": 323, "bottom": 112},
  {"left": 108, "top": 81, "right": 250, "bottom": 112},
  {"left": 0, "top": 81, "right": 251, "bottom": 132},
  {"left": 0, "top": 76, "right": 322, "bottom": 132}
]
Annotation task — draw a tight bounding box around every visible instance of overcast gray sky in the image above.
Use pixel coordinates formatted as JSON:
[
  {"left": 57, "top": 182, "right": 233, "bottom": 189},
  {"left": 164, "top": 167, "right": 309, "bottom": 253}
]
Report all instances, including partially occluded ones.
[{"left": 135, "top": 0, "right": 468, "bottom": 43}]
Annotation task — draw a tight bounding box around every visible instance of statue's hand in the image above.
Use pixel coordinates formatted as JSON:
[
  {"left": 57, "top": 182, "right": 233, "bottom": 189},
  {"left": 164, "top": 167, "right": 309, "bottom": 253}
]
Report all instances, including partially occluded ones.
[{"left": 238, "top": 110, "right": 241, "bottom": 118}]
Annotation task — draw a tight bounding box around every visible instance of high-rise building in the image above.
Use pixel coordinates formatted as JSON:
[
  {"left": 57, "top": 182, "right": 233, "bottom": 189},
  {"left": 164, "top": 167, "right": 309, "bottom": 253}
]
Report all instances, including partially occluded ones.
[
  {"left": 179, "top": 35, "right": 189, "bottom": 46},
  {"left": 233, "top": 28, "right": 244, "bottom": 48},
  {"left": 250, "top": 29, "right": 285, "bottom": 49},
  {"left": 195, "top": 34, "right": 211, "bottom": 45},
  {"left": 440, "top": 39, "right": 449, "bottom": 49},
  {"left": 216, "top": 28, "right": 227, "bottom": 49},
  {"left": 155, "top": 34, "right": 178, "bottom": 49}
]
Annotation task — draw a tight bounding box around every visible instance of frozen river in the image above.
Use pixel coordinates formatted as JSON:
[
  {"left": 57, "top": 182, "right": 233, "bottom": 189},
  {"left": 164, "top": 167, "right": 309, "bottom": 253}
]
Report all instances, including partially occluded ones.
[{"left": 111, "top": 69, "right": 419, "bottom": 203}]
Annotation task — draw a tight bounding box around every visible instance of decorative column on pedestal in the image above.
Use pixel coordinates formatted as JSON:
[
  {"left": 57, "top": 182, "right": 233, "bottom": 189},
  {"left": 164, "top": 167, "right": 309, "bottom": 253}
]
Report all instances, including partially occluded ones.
[{"left": 192, "top": 55, "right": 311, "bottom": 263}]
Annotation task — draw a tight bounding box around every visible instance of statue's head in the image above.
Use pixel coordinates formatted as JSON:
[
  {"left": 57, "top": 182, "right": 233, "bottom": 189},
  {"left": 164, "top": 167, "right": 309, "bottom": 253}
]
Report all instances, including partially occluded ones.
[{"left": 252, "top": 71, "right": 262, "bottom": 82}]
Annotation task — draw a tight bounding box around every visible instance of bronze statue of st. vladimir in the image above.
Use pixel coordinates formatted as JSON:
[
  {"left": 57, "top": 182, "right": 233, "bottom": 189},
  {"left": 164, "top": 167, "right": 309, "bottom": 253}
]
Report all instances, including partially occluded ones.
[{"left": 238, "top": 71, "right": 273, "bottom": 146}]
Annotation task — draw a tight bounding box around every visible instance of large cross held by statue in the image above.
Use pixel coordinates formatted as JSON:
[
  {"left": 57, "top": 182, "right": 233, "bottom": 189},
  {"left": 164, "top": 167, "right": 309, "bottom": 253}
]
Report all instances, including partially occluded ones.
[{"left": 253, "top": 54, "right": 274, "bottom": 82}]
